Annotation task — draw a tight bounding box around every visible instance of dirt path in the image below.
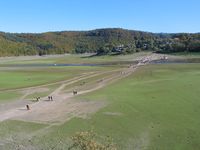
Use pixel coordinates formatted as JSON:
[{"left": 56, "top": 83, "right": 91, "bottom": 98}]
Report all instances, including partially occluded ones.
[
  {"left": 0, "top": 69, "right": 120, "bottom": 123},
  {"left": 0, "top": 53, "right": 161, "bottom": 124},
  {"left": 0, "top": 71, "right": 96, "bottom": 93}
]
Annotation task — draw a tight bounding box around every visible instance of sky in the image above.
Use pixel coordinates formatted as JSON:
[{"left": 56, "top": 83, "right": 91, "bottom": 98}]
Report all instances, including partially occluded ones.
[{"left": 0, "top": 0, "right": 199, "bottom": 33}]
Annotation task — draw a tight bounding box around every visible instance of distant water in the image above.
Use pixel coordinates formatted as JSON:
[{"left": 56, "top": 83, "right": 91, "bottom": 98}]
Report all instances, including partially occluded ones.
[
  {"left": 151, "top": 58, "right": 200, "bottom": 64},
  {"left": 1, "top": 59, "right": 199, "bottom": 67},
  {"left": 1, "top": 61, "right": 137, "bottom": 67},
  {"left": 1, "top": 63, "right": 106, "bottom": 67}
]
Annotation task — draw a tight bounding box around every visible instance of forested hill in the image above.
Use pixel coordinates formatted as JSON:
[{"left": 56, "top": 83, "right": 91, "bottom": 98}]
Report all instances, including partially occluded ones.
[{"left": 0, "top": 28, "right": 199, "bottom": 56}]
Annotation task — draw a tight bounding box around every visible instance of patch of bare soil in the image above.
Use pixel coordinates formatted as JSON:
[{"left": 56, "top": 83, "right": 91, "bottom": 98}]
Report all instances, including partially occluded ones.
[
  {"left": 15, "top": 96, "right": 106, "bottom": 124},
  {"left": 0, "top": 54, "right": 68, "bottom": 64},
  {"left": 127, "top": 130, "right": 150, "bottom": 150},
  {"left": 103, "top": 112, "right": 123, "bottom": 116}
]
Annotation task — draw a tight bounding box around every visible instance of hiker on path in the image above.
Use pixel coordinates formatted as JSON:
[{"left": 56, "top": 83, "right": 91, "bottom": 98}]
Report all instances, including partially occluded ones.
[{"left": 26, "top": 105, "right": 30, "bottom": 110}]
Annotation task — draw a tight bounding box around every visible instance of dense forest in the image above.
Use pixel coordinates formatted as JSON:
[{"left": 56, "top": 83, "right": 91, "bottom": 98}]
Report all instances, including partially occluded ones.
[{"left": 0, "top": 28, "right": 199, "bottom": 56}]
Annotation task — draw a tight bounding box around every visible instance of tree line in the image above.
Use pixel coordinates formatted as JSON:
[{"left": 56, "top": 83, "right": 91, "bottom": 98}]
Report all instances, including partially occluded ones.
[{"left": 0, "top": 28, "right": 199, "bottom": 56}]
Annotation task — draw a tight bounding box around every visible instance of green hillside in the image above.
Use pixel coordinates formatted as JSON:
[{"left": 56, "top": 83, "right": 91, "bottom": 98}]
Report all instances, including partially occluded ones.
[{"left": 0, "top": 28, "right": 199, "bottom": 56}]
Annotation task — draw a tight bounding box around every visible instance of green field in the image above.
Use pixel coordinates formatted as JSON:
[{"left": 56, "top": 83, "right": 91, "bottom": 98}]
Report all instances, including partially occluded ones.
[
  {"left": 0, "top": 54, "right": 200, "bottom": 150},
  {"left": 77, "top": 64, "right": 200, "bottom": 149},
  {"left": 36, "top": 63, "right": 199, "bottom": 150}
]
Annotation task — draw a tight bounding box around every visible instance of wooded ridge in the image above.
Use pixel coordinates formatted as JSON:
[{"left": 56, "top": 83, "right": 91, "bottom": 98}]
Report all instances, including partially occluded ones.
[{"left": 0, "top": 28, "right": 199, "bottom": 56}]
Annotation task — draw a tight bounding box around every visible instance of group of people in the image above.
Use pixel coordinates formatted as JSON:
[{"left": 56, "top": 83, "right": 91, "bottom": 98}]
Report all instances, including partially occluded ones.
[
  {"left": 26, "top": 95, "right": 54, "bottom": 110},
  {"left": 48, "top": 96, "right": 53, "bottom": 101},
  {"left": 26, "top": 90, "right": 79, "bottom": 110}
]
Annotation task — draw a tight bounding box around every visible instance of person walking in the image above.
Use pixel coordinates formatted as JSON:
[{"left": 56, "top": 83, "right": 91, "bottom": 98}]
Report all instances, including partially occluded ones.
[{"left": 26, "top": 105, "right": 30, "bottom": 110}]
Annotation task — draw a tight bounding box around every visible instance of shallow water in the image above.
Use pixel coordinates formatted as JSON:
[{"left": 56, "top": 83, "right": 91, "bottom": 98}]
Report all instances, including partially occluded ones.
[
  {"left": 151, "top": 58, "right": 200, "bottom": 64},
  {"left": 0, "top": 58, "right": 199, "bottom": 67},
  {"left": 0, "top": 61, "right": 137, "bottom": 67}
]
